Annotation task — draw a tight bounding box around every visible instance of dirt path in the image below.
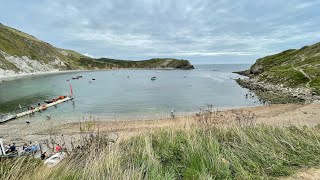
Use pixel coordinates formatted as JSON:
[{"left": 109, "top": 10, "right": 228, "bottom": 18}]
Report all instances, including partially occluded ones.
[
  {"left": 289, "top": 54, "right": 312, "bottom": 88},
  {"left": 284, "top": 168, "right": 320, "bottom": 180}
]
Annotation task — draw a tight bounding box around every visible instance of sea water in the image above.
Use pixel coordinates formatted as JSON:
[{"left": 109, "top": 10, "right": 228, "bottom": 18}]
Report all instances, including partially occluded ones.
[{"left": 0, "top": 64, "right": 261, "bottom": 123}]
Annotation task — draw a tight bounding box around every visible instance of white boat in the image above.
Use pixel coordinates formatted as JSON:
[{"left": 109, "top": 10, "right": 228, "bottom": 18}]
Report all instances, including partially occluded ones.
[
  {"left": 151, "top": 76, "right": 156, "bottom": 80},
  {"left": 44, "top": 152, "right": 66, "bottom": 167}
]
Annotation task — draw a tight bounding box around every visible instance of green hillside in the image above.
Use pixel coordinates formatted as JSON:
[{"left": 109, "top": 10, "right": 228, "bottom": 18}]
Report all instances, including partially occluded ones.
[
  {"left": 242, "top": 42, "right": 320, "bottom": 95},
  {"left": 0, "top": 23, "right": 193, "bottom": 76},
  {"left": 0, "top": 23, "right": 86, "bottom": 72},
  {"left": 85, "top": 57, "right": 194, "bottom": 69}
]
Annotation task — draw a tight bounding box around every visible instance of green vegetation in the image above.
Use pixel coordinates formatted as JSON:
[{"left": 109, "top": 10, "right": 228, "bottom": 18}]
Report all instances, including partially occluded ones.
[
  {"left": 0, "top": 23, "right": 83, "bottom": 70},
  {"left": 0, "top": 157, "right": 41, "bottom": 180},
  {"left": 98, "top": 58, "right": 194, "bottom": 69},
  {"left": 246, "top": 42, "right": 320, "bottom": 94},
  {"left": 2, "top": 125, "right": 320, "bottom": 179},
  {"left": 77, "top": 57, "right": 194, "bottom": 70}
]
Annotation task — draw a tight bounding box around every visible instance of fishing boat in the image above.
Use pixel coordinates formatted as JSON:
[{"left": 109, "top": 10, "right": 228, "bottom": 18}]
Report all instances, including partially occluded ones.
[{"left": 151, "top": 76, "right": 156, "bottom": 80}]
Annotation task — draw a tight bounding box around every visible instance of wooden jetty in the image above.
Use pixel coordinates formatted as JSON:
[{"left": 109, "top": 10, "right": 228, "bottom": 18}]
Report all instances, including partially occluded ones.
[{"left": 0, "top": 96, "right": 73, "bottom": 124}]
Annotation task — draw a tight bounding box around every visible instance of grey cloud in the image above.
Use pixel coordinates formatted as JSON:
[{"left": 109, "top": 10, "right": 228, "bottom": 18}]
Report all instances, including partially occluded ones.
[{"left": 0, "top": 0, "right": 319, "bottom": 63}]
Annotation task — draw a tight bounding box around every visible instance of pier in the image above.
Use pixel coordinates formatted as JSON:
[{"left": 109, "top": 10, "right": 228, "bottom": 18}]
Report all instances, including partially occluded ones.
[{"left": 0, "top": 96, "right": 73, "bottom": 123}]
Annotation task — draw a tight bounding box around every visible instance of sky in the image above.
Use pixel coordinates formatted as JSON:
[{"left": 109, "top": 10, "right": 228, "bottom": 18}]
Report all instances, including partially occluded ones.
[{"left": 0, "top": 0, "right": 319, "bottom": 64}]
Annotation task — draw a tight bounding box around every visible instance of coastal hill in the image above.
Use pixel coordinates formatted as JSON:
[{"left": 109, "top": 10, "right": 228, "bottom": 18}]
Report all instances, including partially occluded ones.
[
  {"left": 79, "top": 57, "right": 194, "bottom": 70},
  {"left": 237, "top": 42, "right": 320, "bottom": 102},
  {"left": 0, "top": 23, "right": 193, "bottom": 78}
]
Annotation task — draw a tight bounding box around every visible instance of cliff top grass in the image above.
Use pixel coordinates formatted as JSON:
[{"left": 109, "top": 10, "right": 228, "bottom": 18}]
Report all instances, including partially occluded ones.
[
  {"left": 0, "top": 23, "right": 84, "bottom": 70},
  {"left": 247, "top": 42, "right": 320, "bottom": 94}
]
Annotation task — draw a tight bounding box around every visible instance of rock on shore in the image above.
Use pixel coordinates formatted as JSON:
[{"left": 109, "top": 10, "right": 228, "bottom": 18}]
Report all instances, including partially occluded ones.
[{"left": 236, "top": 78, "right": 319, "bottom": 104}]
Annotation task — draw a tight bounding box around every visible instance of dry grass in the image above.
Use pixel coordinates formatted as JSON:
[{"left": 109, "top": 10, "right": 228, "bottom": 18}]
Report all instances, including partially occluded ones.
[{"left": 2, "top": 108, "right": 320, "bottom": 179}]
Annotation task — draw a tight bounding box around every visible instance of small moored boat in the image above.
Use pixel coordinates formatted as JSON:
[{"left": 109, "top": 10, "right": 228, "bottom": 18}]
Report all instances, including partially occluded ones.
[
  {"left": 151, "top": 76, "right": 156, "bottom": 80},
  {"left": 44, "top": 100, "right": 54, "bottom": 104}
]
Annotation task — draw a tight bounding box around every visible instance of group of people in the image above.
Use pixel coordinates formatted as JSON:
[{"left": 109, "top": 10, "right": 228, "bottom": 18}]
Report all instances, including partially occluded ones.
[
  {"left": 23, "top": 143, "right": 39, "bottom": 153},
  {"left": 5, "top": 142, "right": 39, "bottom": 154}
]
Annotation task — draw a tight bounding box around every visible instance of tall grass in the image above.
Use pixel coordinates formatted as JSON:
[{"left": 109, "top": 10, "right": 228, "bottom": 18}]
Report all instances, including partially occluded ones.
[{"left": 2, "top": 125, "right": 320, "bottom": 179}]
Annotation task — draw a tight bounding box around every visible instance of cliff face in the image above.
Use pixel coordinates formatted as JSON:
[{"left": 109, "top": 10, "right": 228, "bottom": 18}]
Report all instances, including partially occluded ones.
[
  {"left": 236, "top": 42, "right": 320, "bottom": 103},
  {"left": 0, "top": 23, "right": 194, "bottom": 78},
  {"left": 0, "top": 23, "right": 87, "bottom": 78}
]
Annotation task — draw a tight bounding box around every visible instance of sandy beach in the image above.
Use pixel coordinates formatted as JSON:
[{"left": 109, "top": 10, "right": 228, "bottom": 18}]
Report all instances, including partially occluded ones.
[
  {"left": 0, "top": 69, "right": 96, "bottom": 82},
  {"left": 1, "top": 102, "right": 320, "bottom": 147}
]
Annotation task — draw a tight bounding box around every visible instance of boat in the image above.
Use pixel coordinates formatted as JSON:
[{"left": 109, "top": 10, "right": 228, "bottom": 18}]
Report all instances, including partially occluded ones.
[
  {"left": 77, "top": 75, "right": 83, "bottom": 78},
  {"left": 44, "top": 100, "right": 54, "bottom": 104},
  {"left": 72, "top": 77, "right": 79, "bottom": 80},
  {"left": 41, "top": 104, "right": 47, "bottom": 110},
  {"left": 44, "top": 152, "right": 66, "bottom": 167},
  {"left": 92, "top": 78, "right": 96, "bottom": 80},
  {"left": 151, "top": 76, "right": 156, "bottom": 80},
  {"left": 1, "top": 85, "right": 74, "bottom": 123}
]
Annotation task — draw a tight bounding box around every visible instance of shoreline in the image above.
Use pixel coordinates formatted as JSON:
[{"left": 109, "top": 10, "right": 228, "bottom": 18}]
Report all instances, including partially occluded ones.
[
  {"left": 0, "top": 69, "right": 97, "bottom": 82},
  {"left": 1, "top": 102, "right": 320, "bottom": 144},
  {"left": 235, "top": 76, "right": 320, "bottom": 104},
  {"left": 0, "top": 67, "right": 195, "bottom": 82}
]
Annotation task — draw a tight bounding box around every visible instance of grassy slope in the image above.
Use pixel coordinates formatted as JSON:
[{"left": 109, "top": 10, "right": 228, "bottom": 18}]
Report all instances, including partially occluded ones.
[
  {"left": 0, "top": 23, "right": 84, "bottom": 71},
  {"left": 2, "top": 125, "right": 320, "bottom": 179},
  {"left": 80, "top": 57, "right": 195, "bottom": 69},
  {"left": 248, "top": 42, "right": 320, "bottom": 94}
]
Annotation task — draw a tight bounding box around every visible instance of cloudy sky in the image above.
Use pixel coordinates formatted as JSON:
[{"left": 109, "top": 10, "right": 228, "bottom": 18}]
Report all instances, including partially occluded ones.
[{"left": 0, "top": 0, "right": 319, "bottom": 64}]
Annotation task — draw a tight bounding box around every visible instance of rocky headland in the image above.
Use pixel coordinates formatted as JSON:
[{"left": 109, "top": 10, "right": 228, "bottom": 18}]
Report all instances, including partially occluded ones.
[{"left": 235, "top": 42, "right": 320, "bottom": 104}]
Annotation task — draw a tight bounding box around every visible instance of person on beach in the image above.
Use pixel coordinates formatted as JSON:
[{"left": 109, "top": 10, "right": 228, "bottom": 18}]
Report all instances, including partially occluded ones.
[
  {"left": 30, "top": 144, "right": 37, "bottom": 152},
  {"left": 41, "top": 153, "right": 46, "bottom": 160},
  {"left": 171, "top": 108, "right": 175, "bottom": 118},
  {"left": 55, "top": 144, "right": 61, "bottom": 152},
  {"left": 22, "top": 143, "right": 28, "bottom": 150},
  {"left": 9, "top": 143, "right": 16, "bottom": 152}
]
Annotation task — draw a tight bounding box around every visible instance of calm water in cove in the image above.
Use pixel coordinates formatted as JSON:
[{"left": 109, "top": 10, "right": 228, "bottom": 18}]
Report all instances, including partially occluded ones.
[{"left": 0, "top": 64, "right": 261, "bottom": 122}]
